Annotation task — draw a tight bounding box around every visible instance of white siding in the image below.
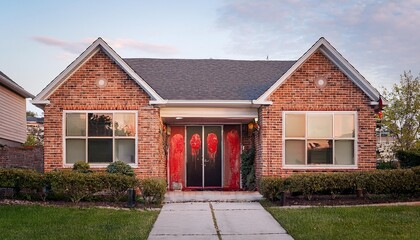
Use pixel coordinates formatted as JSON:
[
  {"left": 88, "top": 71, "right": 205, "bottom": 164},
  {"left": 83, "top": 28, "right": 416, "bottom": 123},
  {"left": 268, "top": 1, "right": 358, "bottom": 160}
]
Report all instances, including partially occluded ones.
[{"left": 0, "top": 85, "right": 27, "bottom": 143}]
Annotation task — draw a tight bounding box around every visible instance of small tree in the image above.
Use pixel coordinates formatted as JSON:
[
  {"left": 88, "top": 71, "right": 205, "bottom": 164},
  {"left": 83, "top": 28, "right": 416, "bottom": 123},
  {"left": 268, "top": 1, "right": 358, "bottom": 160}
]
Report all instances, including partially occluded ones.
[
  {"left": 26, "top": 111, "right": 37, "bottom": 117},
  {"left": 382, "top": 71, "right": 420, "bottom": 151}
]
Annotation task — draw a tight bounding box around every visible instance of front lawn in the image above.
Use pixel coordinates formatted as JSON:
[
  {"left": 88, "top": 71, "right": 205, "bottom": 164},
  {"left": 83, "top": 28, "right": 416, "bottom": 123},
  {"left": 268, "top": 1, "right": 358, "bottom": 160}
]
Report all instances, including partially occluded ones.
[
  {"left": 267, "top": 205, "right": 420, "bottom": 240},
  {"left": 0, "top": 205, "right": 159, "bottom": 240}
]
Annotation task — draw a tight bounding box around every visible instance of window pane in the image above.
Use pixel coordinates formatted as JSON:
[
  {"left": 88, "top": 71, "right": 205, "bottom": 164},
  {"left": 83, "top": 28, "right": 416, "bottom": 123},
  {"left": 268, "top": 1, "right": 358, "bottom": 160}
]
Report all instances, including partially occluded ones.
[
  {"left": 285, "top": 140, "right": 305, "bottom": 165},
  {"left": 115, "top": 139, "right": 135, "bottom": 163},
  {"left": 66, "top": 139, "right": 86, "bottom": 163},
  {"left": 88, "top": 113, "right": 113, "bottom": 136},
  {"left": 66, "top": 113, "right": 86, "bottom": 136},
  {"left": 335, "top": 140, "right": 354, "bottom": 165},
  {"left": 88, "top": 139, "right": 112, "bottom": 163},
  {"left": 285, "top": 114, "right": 305, "bottom": 138},
  {"left": 308, "top": 115, "right": 333, "bottom": 138},
  {"left": 114, "top": 113, "right": 136, "bottom": 136},
  {"left": 307, "top": 140, "right": 333, "bottom": 164},
  {"left": 335, "top": 114, "right": 355, "bottom": 138}
]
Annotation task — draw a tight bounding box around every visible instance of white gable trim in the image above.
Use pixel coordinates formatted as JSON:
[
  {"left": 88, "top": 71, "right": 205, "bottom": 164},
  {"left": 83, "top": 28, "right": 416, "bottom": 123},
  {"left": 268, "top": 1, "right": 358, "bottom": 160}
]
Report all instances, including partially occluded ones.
[
  {"left": 256, "top": 37, "right": 381, "bottom": 102},
  {"left": 32, "top": 38, "right": 164, "bottom": 104}
]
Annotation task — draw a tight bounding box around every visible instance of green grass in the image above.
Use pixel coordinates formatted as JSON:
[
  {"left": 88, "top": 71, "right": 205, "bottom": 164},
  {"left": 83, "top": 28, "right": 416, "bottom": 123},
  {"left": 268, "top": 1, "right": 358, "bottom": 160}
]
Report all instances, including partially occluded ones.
[
  {"left": 0, "top": 205, "right": 159, "bottom": 240},
  {"left": 267, "top": 205, "right": 420, "bottom": 240}
]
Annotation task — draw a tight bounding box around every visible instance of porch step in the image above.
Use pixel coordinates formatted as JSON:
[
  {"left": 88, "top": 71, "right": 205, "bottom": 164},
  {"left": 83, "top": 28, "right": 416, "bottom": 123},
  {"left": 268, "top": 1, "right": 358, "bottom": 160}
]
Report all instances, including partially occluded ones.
[{"left": 164, "top": 191, "right": 263, "bottom": 203}]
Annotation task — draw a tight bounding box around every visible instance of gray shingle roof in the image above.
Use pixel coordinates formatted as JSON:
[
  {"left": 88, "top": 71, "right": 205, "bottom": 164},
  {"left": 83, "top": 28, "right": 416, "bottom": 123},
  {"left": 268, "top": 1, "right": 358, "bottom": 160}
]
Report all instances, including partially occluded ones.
[{"left": 123, "top": 58, "right": 296, "bottom": 100}]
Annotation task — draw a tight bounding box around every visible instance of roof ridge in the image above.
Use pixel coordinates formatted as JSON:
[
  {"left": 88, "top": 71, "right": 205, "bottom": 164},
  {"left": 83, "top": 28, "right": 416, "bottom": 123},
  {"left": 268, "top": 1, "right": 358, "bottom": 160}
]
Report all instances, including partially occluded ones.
[{"left": 123, "top": 57, "right": 296, "bottom": 62}]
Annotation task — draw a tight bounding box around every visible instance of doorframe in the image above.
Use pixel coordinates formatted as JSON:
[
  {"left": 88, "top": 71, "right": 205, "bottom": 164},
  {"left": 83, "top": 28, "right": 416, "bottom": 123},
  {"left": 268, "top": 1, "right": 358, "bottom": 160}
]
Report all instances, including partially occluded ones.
[{"left": 184, "top": 125, "right": 224, "bottom": 189}]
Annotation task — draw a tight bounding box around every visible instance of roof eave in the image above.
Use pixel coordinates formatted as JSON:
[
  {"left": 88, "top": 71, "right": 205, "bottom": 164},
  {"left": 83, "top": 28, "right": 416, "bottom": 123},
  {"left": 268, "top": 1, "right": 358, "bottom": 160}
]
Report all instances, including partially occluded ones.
[
  {"left": 149, "top": 99, "right": 273, "bottom": 108},
  {"left": 0, "top": 76, "right": 34, "bottom": 98}
]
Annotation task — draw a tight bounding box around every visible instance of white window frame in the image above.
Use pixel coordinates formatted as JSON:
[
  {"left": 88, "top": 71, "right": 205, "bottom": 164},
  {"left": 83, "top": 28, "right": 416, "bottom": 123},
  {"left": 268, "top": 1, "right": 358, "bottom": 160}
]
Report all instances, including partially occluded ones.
[
  {"left": 282, "top": 111, "right": 358, "bottom": 169},
  {"left": 63, "top": 110, "right": 138, "bottom": 168}
]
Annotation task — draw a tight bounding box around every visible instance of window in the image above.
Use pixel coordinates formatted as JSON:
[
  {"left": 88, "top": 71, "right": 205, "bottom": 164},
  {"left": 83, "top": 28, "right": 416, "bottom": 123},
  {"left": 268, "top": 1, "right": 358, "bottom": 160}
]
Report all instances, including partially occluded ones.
[
  {"left": 64, "top": 111, "right": 137, "bottom": 165},
  {"left": 284, "top": 112, "right": 356, "bottom": 167}
]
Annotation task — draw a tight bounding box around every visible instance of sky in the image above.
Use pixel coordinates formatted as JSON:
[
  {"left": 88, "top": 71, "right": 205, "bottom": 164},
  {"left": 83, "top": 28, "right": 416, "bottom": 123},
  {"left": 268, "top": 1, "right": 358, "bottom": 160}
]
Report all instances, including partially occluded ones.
[{"left": 1, "top": 0, "right": 419, "bottom": 115}]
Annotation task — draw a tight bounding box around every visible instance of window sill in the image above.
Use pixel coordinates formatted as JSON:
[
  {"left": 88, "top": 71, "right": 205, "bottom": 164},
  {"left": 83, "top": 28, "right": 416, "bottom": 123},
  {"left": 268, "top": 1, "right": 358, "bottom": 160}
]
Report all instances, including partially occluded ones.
[
  {"left": 63, "top": 163, "right": 138, "bottom": 169},
  {"left": 282, "top": 165, "right": 358, "bottom": 170}
]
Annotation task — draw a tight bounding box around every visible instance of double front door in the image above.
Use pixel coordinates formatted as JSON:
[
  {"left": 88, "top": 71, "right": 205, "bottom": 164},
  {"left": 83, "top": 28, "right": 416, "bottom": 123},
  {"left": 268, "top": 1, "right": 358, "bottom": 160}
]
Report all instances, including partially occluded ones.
[{"left": 186, "top": 126, "right": 222, "bottom": 188}]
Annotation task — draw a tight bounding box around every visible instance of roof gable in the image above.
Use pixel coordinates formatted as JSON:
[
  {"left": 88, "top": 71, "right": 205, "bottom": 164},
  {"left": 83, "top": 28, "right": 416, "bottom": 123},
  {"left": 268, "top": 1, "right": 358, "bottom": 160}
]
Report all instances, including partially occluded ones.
[
  {"left": 32, "top": 38, "right": 164, "bottom": 105},
  {"left": 256, "top": 37, "right": 381, "bottom": 102},
  {"left": 0, "top": 71, "right": 34, "bottom": 98}
]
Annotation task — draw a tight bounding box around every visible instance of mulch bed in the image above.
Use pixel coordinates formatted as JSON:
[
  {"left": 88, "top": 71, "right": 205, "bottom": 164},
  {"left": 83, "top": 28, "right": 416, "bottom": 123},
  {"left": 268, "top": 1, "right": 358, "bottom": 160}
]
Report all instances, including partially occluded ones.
[
  {"left": 0, "top": 199, "right": 160, "bottom": 210},
  {"left": 272, "top": 194, "right": 420, "bottom": 207}
]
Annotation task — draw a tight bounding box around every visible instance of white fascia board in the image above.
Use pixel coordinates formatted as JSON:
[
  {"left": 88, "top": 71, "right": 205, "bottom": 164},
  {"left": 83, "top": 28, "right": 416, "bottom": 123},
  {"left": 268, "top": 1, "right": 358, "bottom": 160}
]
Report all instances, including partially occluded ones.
[
  {"left": 318, "top": 44, "right": 380, "bottom": 101},
  {"left": 257, "top": 37, "right": 382, "bottom": 102},
  {"left": 33, "top": 38, "right": 164, "bottom": 102},
  {"left": 98, "top": 39, "right": 164, "bottom": 101},
  {"left": 160, "top": 107, "right": 258, "bottom": 118},
  {"left": 150, "top": 100, "right": 263, "bottom": 108},
  {"left": 33, "top": 44, "right": 101, "bottom": 102},
  {"left": 256, "top": 38, "right": 325, "bottom": 102},
  {"left": 30, "top": 100, "right": 50, "bottom": 105}
]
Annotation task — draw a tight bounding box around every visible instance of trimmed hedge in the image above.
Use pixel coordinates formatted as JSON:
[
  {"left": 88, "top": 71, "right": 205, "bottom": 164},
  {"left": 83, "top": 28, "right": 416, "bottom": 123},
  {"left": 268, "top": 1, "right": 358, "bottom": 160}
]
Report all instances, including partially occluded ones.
[
  {"left": 259, "top": 169, "right": 420, "bottom": 201},
  {"left": 396, "top": 150, "right": 420, "bottom": 168},
  {"left": 139, "top": 178, "right": 167, "bottom": 205},
  {"left": 1, "top": 168, "right": 139, "bottom": 203},
  {"left": 0, "top": 168, "right": 45, "bottom": 199},
  {"left": 259, "top": 177, "right": 284, "bottom": 201},
  {"left": 106, "top": 161, "right": 135, "bottom": 176}
]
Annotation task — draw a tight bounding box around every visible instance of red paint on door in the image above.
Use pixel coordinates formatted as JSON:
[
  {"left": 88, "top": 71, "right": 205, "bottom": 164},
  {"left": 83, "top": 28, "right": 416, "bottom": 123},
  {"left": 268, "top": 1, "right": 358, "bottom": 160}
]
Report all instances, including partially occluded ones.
[
  {"left": 169, "top": 126, "right": 185, "bottom": 190},
  {"left": 190, "top": 133, "right": 201, "bottom": 161},
  {"left": 206, "top": 133, "right": 218, "bottom": 163}
]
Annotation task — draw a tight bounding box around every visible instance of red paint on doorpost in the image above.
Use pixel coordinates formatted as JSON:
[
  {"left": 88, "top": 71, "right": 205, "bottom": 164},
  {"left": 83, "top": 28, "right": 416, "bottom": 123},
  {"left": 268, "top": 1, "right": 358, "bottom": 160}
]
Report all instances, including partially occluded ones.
[
  {"left": 169, "top": 126, "right": 185, "bottom": 190},
  {"left": 227, "top": 129, "right": 240, "bottom": 189},
  {"left": 170, "top": 134, "right": 184, "bottom": 182}
]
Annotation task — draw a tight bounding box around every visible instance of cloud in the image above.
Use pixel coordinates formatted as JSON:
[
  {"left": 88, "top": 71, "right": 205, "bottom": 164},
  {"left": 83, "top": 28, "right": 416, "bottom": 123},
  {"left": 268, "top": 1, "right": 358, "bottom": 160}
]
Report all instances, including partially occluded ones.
[
  {"left": 32, "top": 36, "right": 90, "bottom": 54},
  {"left": 217, "top": 0, "right": 420, "bottom": 88},
  {"left": 32, "top": 36, "right": 178, "bottom": 55}
]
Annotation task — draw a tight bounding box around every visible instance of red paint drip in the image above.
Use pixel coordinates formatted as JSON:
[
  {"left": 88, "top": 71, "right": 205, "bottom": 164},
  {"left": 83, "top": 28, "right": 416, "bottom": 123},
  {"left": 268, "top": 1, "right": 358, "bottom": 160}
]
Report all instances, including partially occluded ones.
[
  {"left": 190, "top": 133, "right": 201, "bottom": 160},
  {"left": 170, "top": 134, "right": 184, "bottom": 183},
  {"left": 207, "top": 133, "right": 218, "bottom": 162},
  {"left": 227, "top": 129, "right": 240, "bottom": 189}
]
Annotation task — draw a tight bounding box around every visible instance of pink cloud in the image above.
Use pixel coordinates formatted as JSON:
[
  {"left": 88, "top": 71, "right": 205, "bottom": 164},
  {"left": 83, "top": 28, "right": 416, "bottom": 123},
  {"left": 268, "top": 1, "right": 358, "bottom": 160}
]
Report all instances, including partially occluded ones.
[{"left": 32, "top": 36, "right": 178, "bottom": 55}]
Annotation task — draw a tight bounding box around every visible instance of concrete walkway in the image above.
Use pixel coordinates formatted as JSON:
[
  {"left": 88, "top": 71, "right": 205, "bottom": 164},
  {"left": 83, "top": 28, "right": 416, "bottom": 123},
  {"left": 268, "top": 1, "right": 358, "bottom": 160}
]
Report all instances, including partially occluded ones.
[
  {"left": 148, "top": 202, "right": 293, "bottom": 240},
  {"left": 164, "top": 191, "right": 264, "bottom": 203}
]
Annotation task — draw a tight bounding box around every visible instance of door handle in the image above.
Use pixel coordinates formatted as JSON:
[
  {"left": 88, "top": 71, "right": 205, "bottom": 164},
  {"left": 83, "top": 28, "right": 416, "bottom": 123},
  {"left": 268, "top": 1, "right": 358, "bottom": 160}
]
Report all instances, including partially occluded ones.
[{"left": 204, "top": 159, "right": 210, "bottom": 163}]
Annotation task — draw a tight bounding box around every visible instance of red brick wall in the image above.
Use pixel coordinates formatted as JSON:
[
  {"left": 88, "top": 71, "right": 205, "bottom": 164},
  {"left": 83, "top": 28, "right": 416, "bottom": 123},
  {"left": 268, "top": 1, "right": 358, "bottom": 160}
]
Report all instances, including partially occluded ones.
[
  {"left": 43, "top": 49, "right": 166, "bottom": 178},
  {"left": 0, "top": 146, "right": 44, "bottom": 172},
  {"left": 255, "top": 50, "right": 377, "bottom": 179}
]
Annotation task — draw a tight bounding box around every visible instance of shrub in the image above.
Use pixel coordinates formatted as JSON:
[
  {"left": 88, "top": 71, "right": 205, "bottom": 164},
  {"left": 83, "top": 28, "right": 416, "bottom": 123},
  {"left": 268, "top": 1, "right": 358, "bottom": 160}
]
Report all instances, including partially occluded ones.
[
  {"left": 73, "top": 161, "right": 92, "bottom": 173},
  {"left": 241, "top": 148, "right": 256, "bottom": 190},
  {"left": 106, "top": 161, "right": 135, "bottom": 176},
  {"left": 0, "top": 168, "right": 45, "bottom": 199},
  {"left": 138, "top": 178, "right": 166, "bottom": 205},
  {"left": 23, "top": 134, "right": 37, "bottom": 147},
  {"left": 396, "top": 150, "right": 420, "bottom": 168},
  {"left": 46, "top": 171, "right": 103, "bottom": 202},
  {"left": 377, "top": 160, "right": 399, "bottom": 169},
  {"left": 99, "top": 174, "right": 138, "bottom": 201},
  {"left": 259, "top": 177, "right": 284, "bottom": 201}
]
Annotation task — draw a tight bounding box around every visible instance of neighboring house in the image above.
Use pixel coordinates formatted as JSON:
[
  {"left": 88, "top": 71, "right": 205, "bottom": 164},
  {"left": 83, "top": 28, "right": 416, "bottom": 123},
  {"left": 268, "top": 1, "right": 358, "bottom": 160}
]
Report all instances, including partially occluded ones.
[
  {"left": 0, "top": 71, "right": 34, "bottom": 147},
  {"left": 27, "top": 116, "right": 44, "bottom": 144},
  {"left": 32, "top": 37, "right": 384, "bottom": 190}
]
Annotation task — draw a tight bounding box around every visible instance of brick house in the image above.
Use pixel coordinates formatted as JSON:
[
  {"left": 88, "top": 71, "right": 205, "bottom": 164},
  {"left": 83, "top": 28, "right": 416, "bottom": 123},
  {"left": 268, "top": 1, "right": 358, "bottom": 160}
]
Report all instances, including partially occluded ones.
[{"left": 32, "top": 37, "right": 383, "bottom": 190}]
